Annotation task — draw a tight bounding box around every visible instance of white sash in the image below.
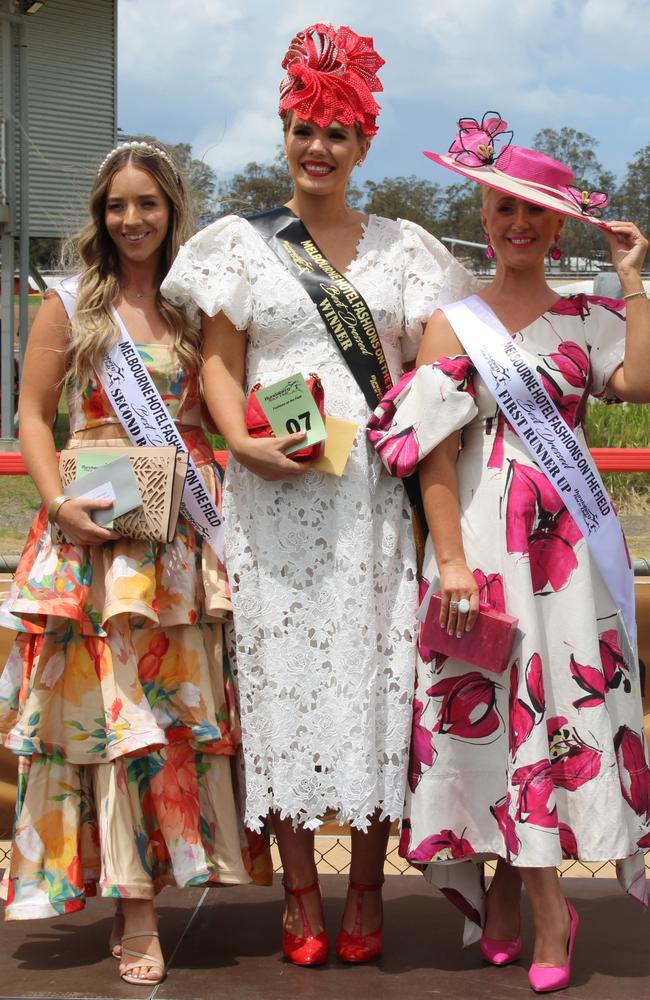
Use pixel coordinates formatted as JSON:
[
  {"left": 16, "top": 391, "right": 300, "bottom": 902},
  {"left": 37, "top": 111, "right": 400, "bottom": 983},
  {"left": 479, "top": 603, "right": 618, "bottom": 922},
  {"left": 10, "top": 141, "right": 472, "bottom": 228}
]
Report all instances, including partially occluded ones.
[
  {"left": 56, "top": 279, "right": 225, "bottom": 560},
  {"left": 442, "top": 294, "right": 636, "bottom": 652}
]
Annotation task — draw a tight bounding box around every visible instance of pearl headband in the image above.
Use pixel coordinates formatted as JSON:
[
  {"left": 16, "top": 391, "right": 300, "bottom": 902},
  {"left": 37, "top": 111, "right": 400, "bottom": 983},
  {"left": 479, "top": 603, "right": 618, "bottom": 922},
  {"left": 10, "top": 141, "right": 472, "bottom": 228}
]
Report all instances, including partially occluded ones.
[{"left": 97, "top": 141, "right": 181, "bottom": 182}]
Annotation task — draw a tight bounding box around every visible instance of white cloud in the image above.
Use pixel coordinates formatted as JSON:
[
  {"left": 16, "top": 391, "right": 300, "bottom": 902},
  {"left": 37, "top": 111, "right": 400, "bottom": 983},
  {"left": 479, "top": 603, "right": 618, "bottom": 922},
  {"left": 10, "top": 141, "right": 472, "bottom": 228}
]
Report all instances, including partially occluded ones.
[
  {"left": 580, "top": 0, "right": 650, "bottom": 62},
  {"left": 117, "top": 0, "right": 650, "bottom": 182},
  {"left": 192, "top": 102, "right": 283, "bottom": 174}
]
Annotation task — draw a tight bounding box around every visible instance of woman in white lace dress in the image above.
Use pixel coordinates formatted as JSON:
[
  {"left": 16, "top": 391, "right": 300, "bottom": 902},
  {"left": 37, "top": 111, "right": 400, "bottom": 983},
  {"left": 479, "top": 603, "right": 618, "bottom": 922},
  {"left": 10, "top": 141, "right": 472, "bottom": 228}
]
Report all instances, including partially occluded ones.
[{"left": 163, "top": 22, "right": 474, "bottom": 966}]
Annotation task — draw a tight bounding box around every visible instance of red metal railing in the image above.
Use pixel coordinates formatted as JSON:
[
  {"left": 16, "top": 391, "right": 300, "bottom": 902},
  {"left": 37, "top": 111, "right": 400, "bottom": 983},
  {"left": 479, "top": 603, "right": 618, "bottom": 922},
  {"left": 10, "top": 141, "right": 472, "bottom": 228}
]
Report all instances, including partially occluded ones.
[
  {"left": 590, "top": 449, "right": 650, "bottom": 472},
  {"left": 0, "top": 451, "right": 230, "bottom": 474},
  {"left": 1, "top": 450, "right": 649, "bottom": 475}
]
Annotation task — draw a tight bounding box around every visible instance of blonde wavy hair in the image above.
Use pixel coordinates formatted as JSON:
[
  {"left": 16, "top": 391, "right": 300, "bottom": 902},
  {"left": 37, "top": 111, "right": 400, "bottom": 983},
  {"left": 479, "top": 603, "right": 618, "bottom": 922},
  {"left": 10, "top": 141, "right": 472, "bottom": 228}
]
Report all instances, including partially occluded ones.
[{"left": 65, "top": 138, "right": 198, "bottom": 389}]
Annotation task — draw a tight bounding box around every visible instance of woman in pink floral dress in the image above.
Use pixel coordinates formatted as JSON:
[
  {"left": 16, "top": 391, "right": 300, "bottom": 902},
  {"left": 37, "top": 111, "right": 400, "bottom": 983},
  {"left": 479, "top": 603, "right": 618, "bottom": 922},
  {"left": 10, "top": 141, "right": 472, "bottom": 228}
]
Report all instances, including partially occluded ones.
[
  {"left": 369, "top": 115, "right": 650, "bottom": 992},
  {"left": 0, "top": 140, "right": 270, "bottom": 984}
]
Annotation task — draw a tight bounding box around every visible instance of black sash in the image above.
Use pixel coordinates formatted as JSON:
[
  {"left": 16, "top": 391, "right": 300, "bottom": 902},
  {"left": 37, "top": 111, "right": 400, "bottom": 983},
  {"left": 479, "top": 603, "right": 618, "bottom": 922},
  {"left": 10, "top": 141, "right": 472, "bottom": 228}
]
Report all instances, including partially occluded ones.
[
  {"left": 247, "top": 207, "right": 392, "bottom": 408},
  {"left": 246, "top": 207, "right": 426, "bottom": 544}
]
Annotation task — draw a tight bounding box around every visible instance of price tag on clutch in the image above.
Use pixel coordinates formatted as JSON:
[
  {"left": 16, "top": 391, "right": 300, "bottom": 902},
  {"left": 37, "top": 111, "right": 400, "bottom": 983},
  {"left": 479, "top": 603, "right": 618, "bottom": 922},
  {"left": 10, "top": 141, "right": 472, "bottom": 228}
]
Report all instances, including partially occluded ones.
[{"left": 256, "top": 374, "right": 327, "bottom": 456}]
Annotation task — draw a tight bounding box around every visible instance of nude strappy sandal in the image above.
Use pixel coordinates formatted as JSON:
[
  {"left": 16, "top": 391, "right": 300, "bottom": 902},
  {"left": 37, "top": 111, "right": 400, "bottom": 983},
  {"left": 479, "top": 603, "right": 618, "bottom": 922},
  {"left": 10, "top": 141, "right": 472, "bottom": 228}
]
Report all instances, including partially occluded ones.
[{"left": 119, "top": 931, "right": 166, "bottom": 986}]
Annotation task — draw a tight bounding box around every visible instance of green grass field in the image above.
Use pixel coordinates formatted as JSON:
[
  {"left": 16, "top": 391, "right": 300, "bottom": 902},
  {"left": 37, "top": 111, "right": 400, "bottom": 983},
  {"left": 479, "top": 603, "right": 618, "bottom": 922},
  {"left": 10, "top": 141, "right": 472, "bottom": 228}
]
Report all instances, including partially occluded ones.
[
  {"left": 586, "top": 401, "right": 650, "bottom": 517},
  {"left": 586, "top": 400, "right": 650, "bottom": 449}
]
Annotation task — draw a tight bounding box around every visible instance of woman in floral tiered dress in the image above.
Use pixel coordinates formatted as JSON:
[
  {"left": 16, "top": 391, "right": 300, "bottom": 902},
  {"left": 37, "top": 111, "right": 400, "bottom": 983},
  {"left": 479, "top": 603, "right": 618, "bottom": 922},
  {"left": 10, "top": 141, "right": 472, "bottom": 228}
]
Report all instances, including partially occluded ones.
[
  {"left": 369, "top": 115, "right": 650, "bottom": 991},
  {"left": 0, "top": 140, "right": 270, "bottom": 985}
]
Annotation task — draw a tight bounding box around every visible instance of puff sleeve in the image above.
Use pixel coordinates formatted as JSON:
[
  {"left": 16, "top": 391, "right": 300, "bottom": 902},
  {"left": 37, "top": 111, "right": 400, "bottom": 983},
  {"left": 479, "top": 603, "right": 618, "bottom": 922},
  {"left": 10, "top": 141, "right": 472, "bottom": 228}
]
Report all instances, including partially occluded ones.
[
  {"left": 162, "top": 215, "right": 252, "bottom": 331},
  {"left": 584, "top": 296, "right": 627, "bottom": 399},
  {"left": 400, "top": 220, "right": 480, "bottom": 362},
  {"left": 367, "top": 358, "right": 479, "bottom": 478}
]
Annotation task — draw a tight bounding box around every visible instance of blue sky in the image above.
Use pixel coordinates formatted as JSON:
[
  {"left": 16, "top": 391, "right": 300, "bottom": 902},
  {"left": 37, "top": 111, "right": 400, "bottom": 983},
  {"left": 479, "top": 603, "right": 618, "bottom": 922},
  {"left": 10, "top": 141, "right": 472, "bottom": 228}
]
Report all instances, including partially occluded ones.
[{"left": 118, "top": 0, "right": 650, "bottom": 190}]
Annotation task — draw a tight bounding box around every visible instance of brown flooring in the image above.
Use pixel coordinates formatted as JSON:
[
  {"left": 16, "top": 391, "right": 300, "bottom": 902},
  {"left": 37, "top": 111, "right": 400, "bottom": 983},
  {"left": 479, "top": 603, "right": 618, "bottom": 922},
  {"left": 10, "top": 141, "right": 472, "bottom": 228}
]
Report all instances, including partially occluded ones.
[{"left": 1, "top": 875, "right": 649, "bottom": 1000}]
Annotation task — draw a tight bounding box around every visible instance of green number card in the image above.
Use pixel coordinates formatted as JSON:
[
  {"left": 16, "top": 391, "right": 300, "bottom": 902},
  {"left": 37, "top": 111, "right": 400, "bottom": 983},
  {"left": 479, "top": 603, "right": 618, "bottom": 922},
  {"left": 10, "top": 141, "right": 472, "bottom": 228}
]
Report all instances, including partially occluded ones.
[{"left": 256, "top": 374, "right": 327, "bottom": 456}]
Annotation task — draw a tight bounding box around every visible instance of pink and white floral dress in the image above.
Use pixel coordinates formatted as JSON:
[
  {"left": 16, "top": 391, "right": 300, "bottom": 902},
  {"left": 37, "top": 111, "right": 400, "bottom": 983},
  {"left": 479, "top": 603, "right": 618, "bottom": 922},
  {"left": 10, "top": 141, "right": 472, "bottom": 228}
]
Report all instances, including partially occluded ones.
[{"left": 368, "top": 294, "right": 650, "bottom": 942}]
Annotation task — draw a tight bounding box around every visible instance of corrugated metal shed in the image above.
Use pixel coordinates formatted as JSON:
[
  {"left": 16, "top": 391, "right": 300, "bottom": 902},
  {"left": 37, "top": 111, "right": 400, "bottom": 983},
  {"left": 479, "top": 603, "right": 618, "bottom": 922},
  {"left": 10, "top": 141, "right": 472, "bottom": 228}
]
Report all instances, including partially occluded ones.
[{"left": 0, "top": 0, "right": 116, "bottom": 237}]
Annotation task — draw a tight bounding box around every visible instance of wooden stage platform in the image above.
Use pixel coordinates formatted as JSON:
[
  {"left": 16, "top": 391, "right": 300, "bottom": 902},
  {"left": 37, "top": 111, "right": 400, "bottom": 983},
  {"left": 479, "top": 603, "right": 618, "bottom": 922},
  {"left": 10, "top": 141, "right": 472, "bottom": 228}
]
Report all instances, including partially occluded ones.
[{"left": 1, "top": 875, "right": 649, "bottom": 1000}]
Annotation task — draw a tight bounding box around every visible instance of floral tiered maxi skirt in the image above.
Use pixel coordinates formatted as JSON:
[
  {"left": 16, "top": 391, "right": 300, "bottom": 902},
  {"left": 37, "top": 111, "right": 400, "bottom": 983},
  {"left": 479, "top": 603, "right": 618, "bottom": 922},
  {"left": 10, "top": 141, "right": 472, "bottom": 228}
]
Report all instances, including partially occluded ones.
[{"left": 0, "top": 442, "right": 271, "bottom": 919}]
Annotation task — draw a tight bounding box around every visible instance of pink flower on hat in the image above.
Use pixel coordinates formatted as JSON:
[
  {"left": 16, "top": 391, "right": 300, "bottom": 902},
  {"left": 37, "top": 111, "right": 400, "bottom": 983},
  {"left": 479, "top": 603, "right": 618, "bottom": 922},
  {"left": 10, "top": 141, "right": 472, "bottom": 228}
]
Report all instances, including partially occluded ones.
[
  {"left": 449, "top": 111, "right": 513, "bottom": 167},
  {"left": 560, "top": 185, "right": 609, "bottom": 216}
]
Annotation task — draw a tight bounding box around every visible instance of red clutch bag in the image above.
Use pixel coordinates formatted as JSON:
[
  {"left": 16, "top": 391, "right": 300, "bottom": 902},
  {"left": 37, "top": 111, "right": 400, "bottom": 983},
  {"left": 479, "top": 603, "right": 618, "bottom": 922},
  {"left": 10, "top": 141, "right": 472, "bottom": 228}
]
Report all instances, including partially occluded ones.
[
  {"left": 420, "top": 593, "right": 519, "bottom": 674},
  {"left": 245, "top": 374, "right": 325, "bottom": 462}
]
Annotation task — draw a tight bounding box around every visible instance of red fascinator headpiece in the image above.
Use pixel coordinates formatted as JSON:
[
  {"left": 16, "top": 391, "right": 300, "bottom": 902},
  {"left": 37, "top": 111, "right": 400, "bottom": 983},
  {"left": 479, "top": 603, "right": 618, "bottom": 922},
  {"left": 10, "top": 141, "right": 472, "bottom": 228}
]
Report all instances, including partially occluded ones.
[{"left": 279, "top": 22, "right": 384, "bottom": 137}]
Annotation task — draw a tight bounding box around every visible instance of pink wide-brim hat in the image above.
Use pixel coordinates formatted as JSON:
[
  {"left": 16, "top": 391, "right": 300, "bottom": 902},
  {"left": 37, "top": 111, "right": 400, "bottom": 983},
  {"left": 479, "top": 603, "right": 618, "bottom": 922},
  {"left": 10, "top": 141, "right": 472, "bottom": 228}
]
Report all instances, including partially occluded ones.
[{"left": 424, "top": 114, "right": 611, "bottom": 229}]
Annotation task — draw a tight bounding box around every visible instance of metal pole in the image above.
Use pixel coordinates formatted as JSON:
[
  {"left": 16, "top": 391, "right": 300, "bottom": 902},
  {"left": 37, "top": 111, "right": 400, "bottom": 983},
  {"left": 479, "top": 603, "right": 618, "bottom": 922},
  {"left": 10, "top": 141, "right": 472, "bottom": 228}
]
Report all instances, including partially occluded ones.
[
  {"left": 18, "top": 17, "right": 29, "bottom": 369},
  {"left": 0, "top": 12, "right": 17, "bottom": 446}
]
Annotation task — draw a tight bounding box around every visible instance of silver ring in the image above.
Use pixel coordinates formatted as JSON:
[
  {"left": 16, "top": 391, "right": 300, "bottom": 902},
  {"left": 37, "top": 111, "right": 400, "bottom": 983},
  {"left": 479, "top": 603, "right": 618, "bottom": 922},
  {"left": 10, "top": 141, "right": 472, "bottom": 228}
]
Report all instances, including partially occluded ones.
[
  {"left": 449, "top": 600, "right": 459, "bottom": 610},
  {"left": 457, "top": 598, "right": 471, "bottom": 615}
]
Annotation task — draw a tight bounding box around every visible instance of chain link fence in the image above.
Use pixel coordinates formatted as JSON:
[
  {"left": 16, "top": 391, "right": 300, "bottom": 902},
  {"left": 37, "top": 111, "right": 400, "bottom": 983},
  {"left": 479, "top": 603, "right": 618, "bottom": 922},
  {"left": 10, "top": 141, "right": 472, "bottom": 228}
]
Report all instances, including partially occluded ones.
[
  {"left": 283, "top": 832, "right": 650, "bottom": 879},
  {"left": 3, "top": 827, "right": 649, "bottom": 882}
]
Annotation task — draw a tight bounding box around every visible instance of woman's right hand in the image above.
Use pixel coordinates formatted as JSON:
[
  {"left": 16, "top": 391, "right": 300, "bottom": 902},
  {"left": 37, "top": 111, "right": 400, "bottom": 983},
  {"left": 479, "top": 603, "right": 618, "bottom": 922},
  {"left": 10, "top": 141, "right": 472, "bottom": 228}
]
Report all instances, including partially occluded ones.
[
  {"left": 54, "top": 498, "right": 121, "bottom": 546},
  {"left": 438, "top": 559, "right": 479, "bottom": 637},
  {"left": 604, "top": 221, "right": 649, "bottom": 281},
  {"left": 232, "top": 433, "right": 313, "bottom": 481}
]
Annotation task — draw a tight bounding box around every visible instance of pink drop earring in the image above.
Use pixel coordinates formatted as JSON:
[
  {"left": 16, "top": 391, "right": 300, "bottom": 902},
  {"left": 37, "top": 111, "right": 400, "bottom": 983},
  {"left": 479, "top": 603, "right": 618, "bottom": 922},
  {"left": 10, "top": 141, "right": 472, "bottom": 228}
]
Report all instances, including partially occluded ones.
[
  {"left": 484, "top": 233, "right": 494, "bottom": 261},
  {"left": 550, "top": 236, "right": 562, "bottom": 261}
]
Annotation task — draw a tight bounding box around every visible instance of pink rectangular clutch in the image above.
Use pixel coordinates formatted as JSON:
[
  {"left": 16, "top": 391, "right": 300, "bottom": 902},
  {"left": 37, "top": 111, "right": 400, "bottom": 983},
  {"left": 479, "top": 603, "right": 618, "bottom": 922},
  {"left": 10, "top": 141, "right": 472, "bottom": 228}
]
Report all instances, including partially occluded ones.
[{"left": 420, "top": 594, "right": 519, "bottom": 674}]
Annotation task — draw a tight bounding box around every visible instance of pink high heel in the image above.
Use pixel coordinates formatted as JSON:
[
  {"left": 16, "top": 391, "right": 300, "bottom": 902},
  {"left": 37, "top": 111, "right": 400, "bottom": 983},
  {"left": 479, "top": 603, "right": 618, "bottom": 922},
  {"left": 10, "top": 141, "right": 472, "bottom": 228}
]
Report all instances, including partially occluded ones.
[
  {"left": 528, "top": 900, "right": 579, "bottom": 993},
  {"left": 480, "top": 932, "right": 522, "bottom": 966},
  {"left": 480, "top": 889, "right": 521, "bottom": 966}
]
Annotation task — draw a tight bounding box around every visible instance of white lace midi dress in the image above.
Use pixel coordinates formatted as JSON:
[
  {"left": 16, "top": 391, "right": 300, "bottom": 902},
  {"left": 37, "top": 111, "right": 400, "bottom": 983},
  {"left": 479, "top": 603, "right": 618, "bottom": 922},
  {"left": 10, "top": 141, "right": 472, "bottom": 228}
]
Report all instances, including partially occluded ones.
[{"left": 163, "top": 213, "right": 475, "bottom": 831}]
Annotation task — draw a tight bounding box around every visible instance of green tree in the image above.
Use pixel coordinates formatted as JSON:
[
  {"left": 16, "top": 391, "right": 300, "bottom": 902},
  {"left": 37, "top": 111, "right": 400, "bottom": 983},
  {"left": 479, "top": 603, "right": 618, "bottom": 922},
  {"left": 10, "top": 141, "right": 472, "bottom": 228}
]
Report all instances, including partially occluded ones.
[
  {"left": 533, "top": 127, "right": 615, "bottom": 192},
  {"left": 437, "top": 181, "right": 486, "bottom": 271},
  {"left": 362, "top": 175, "right": 444, "bottom": 232},
  {"left": 440, "top": 181, "right": 484, "bottom": 239},
  {"left": 360, "top": 175, "right": 488, "bottom": 270},
  {"left": 532, "top": 127, "right": 614, "bottom": 270},
  {"left": 168, "top": 142, "right": 217, "bottom": 226},
  {"left": 215, "top": 153, "right": 293, "bottom": 216},
  {"left": 617, "top": 144, "right": 650, "bottom": 240}
]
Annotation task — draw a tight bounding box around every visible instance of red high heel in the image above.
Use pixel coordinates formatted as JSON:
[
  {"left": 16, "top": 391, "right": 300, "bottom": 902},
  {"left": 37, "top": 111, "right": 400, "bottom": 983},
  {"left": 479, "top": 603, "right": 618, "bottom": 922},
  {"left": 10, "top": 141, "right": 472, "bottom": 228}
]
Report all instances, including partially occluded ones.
[
  {"left": 336, "top": 879, "right": 384, "bottom": 963},
  {"left": 282, "top": 880, "right": 329, "bottom": 966}
]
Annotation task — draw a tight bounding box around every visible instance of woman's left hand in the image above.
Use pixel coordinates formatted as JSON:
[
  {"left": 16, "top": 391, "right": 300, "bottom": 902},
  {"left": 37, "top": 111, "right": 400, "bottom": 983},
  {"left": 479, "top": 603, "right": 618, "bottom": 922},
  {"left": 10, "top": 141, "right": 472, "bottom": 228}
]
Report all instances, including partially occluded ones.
[
  {"left": 438, "top": 560, "right": 480, "bottom": 637},
  {"left": 605, "top": 221, "right": 649, "bottom": 280}
]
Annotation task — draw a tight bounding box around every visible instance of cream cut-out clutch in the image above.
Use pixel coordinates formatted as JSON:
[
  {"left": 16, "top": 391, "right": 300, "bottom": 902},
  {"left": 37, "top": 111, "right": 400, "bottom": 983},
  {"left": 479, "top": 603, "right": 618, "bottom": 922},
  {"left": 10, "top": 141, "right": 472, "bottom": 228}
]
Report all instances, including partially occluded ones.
[{"left": 54, "top": 446, "right": 188, "bottom": 543}]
